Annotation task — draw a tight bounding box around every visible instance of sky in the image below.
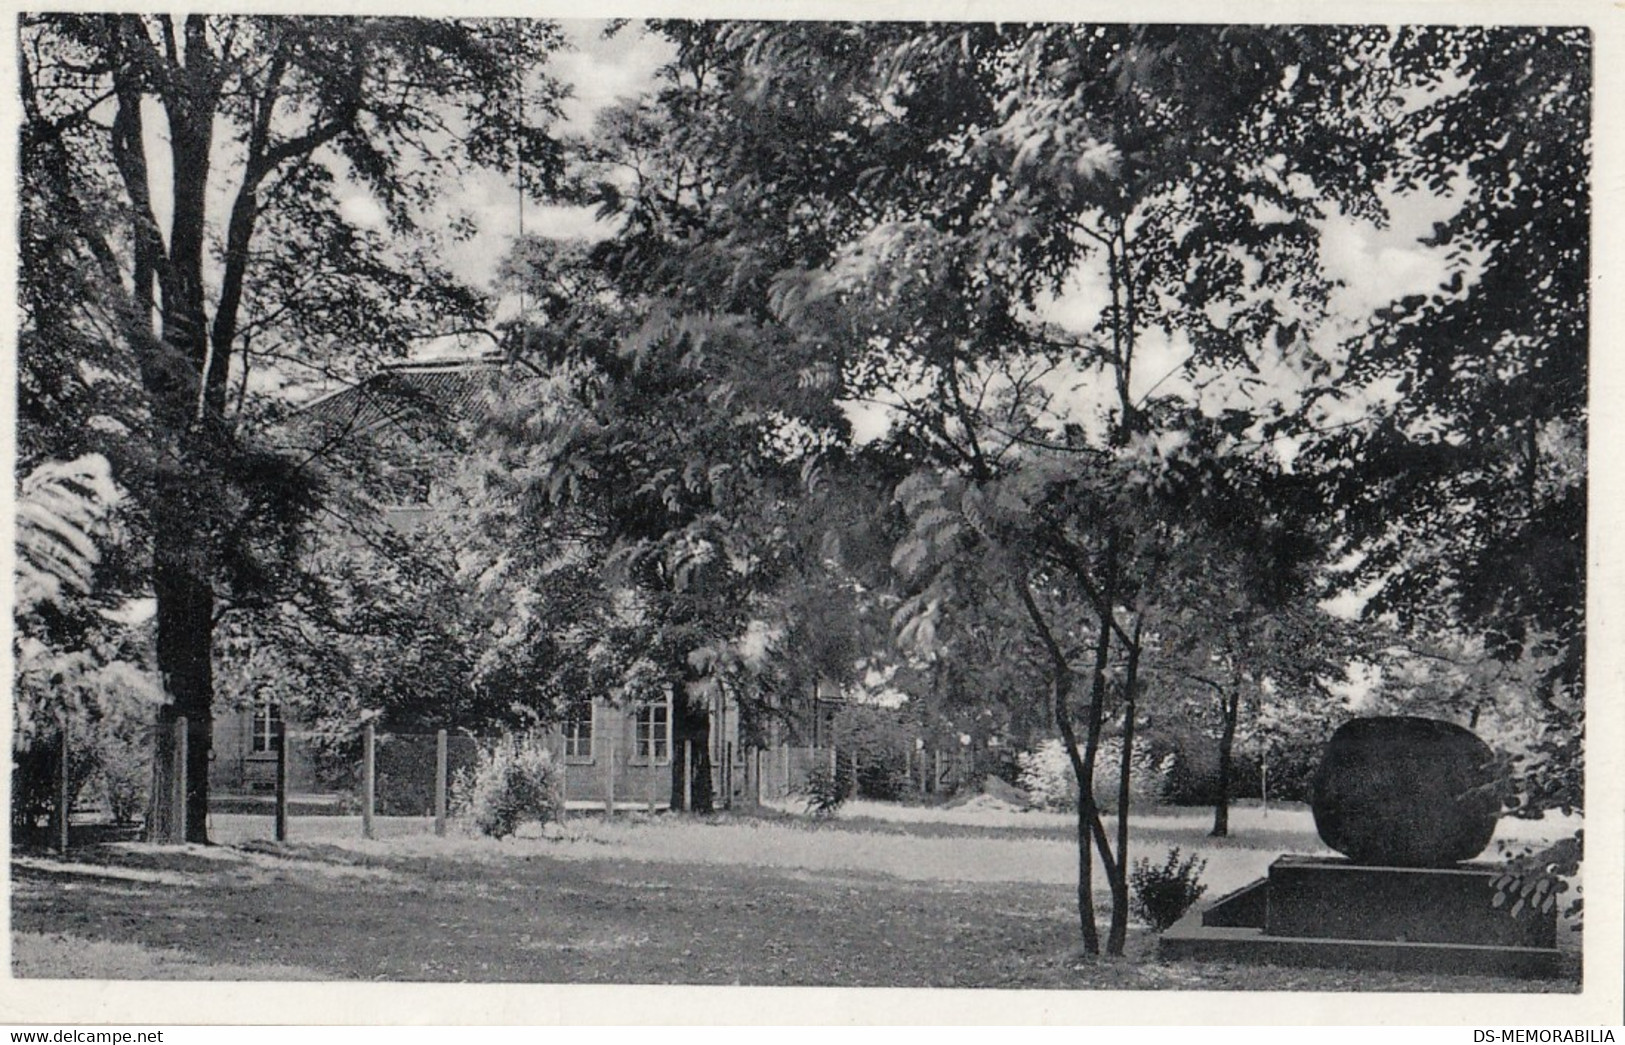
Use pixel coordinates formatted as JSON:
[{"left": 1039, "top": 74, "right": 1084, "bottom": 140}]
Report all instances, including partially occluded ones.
[
  {"left": 838, "top": 183, "right": 1467, "bottom": 451},
  {"left": 415, "top": 19, "right": 1469, "bottom": 420},
  {"left": 312, "top": 19, "right": 1467, "bottom": 420},
  {"left": 411, "top": 22, "right": 675, "bottom": 322}
]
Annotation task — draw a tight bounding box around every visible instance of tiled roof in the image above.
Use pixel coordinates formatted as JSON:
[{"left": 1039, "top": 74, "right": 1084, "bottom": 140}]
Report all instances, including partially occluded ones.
[{"left": 296, "top": 358, "right": 509, "bottom": 436}]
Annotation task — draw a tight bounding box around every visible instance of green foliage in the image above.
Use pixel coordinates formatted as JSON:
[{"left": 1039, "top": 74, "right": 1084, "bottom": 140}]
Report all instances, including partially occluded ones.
[
  {"left": 20, "top": 15, "right": 572, "bottom": 833},
  {"left": 453, "top": 734, "right": 565, "bottom": 840},
  {"left": 1015, "top": 737, "right": 1171, "bottom": 815},
  {"left": 1130, "top": 847, "right": 1209, "bottom": 932},
  {"left": 1296, "top": 27, "right": 1588, "bottom": 826},
  {"left": 799, "top": 765, "right": 849, "bottom": 819},
  {"left": 12, "top": 448, "right": 158, "bottom": 835},
  {"left": 831, "top": 706, "right": 915, "bottom": 801},
  {"left": 92, "top": 724, "right": 151, "bottom": 826},
  {"left": 14, "top": 455, "right": 122, "bottom": 615},
  {"left": 10, "top": 713, "right": 153, "bottom": 834},
  {"left": 1492, "top": 831, "right": 1581, "bottom": 928},
  {"left": 10, "top": 739, "right": 95, "bottom": 834}
]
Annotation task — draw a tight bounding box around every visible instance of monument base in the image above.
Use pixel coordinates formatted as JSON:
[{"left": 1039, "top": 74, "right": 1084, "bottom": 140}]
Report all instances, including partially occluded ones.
[{"left": 1159, "top": 855, "right": 1562, "bottom": 979}]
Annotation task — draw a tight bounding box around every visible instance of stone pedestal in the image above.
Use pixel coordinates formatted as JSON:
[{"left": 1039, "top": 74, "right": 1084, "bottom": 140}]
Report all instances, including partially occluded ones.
[
  {"left": 1160, "top": 855, "right": 1562, "bottom": 978},
  {"left": 1264, "top": 856, "right": 1555, "bottom": 948}
]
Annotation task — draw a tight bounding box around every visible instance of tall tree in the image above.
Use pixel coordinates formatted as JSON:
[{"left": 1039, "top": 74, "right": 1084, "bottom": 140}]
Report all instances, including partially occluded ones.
[
  {"left": 1297, "top": 26, "right": 1588, "bottom": 831},
  {"left": 525, "top": 21, "right": 1405, "bottom": 954},
  {"left": 1149, "top": 569, "right": 1362, "bottom": 837},
  {"left": 19, "top": 15, "right": 567, "bottom": 840}
]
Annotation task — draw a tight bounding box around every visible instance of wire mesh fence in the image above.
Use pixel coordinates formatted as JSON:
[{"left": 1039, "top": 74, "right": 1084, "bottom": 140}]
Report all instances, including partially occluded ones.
[
  {"left": 206, "top": 728, "right": 496, "bottom": 844},
  {"left": 18, "top": 715, "right": 851, "bottom": 850},
  {"left": 202, "top": 729, "right": 844, "bottom": 842}
]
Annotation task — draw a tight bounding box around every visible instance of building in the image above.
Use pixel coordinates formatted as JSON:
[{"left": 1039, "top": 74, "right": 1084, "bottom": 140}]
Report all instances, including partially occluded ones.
[{"left": 211, "top": 356, "right": 749, "bottom": 810}]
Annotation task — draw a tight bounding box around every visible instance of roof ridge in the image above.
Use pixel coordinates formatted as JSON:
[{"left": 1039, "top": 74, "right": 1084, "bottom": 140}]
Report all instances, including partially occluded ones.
[
  {"left": 373, "top": 356, "right": 507, "bottom": 374},
  {"left": 293, "top": 356, "right": 509, "bottom": 417}
]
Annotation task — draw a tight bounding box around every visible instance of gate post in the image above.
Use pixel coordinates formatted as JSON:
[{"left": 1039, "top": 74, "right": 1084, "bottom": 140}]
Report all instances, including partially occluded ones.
[
  {"left": 172, "top": 717, "right": 188, "bottom": 843},
  {"left": 54, "top": 719, "right": 70, "bottom": 854},
  {"left": 682, "top": 739, "right": 693, "bottom": 812},
  {"left": 434, "top": 729, "right": 448, "bottom": 836},
  {"left": 604, "top": 728, "right": 616, "bottom": 815},
  {"left": 362, "top": 722, "right": 376, "bottom": 839},
  {"left": 274, "top": 720, "right": 289, "bottom": 842}
]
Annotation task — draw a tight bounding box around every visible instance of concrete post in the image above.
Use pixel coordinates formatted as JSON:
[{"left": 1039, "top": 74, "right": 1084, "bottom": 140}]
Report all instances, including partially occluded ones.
[
  {"left": 54, "top": 720, "right": 70, "bottom": 854},
  {"left": 434, "top": 729, "right": 448, "bottom": 836},
  {"left": 362, "top": 722, "right": 376, "bottom": 839},
  {"left": 274, "top": 720, "right": 289, "bottom": 842}
]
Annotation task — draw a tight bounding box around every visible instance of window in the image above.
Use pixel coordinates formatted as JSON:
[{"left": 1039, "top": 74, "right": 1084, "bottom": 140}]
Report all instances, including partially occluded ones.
[
  {"left": 635, "top": 700, "right": 670, "bottom": 762},
  {"left": 564, "top": 698, "right": 594, "bottom": 760},
  {"left": 250, "top": 701, "right": 281, "bottom": 754}
]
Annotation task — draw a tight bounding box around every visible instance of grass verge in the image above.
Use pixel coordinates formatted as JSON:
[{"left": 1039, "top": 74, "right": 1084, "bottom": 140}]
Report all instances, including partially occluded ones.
[{"left": 12, "top": 809, "right": 1580, "bottom": 990}]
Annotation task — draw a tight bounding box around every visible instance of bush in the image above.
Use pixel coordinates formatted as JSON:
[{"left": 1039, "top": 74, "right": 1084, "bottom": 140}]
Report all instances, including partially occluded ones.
[
  {"left": 1015, "top": 737, "right": 1172, "bottom": 814},
  {"left": 800, "top": 764, "right": 848, "bottom": 818},
  {"left": 10, "top": 721, "right": 122, "bottom": 835},
  {"left": 1130, "top": 846, "right": 1209, "bottom": 931},
  {"left": 453, "top": 733, "right": 564, "bottom": 839},
  {"left": 94, "top": 726, "right": 149, "bottom": 826},
  {"left": 9, "top": 740, "right": 95, "bottom": 834},
  {"left": 831, "top": 706, "right": 913, "bottom": 800}
]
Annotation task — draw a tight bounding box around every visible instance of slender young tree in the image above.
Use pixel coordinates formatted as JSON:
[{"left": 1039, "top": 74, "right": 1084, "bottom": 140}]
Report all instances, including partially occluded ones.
[{"left": 521, "top": 21, "right": 1404, "bottom": 954}]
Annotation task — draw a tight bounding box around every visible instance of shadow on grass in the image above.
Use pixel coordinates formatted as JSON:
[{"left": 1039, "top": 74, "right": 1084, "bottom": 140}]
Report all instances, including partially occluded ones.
[{"left": 11, "top": 837, "right": 1579, "bottom": 992}]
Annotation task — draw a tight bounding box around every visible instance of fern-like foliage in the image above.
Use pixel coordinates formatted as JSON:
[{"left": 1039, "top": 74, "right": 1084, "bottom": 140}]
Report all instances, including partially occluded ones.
[{"left": 15, "top": 454, "right": 121, "bottom": 614}]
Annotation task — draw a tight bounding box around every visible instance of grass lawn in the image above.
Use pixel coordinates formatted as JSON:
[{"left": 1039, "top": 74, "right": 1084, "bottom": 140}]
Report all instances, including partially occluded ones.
[{"left": 11, "top": 802, "right": 1581, "bottom": 990}]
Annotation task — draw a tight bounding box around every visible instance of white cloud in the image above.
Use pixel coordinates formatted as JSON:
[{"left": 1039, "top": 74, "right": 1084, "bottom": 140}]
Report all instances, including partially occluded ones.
[
  {"left": 554, "top": 22, "right": 674, "bottom": 133},
  {"left": 337, "top": 191, "right": 387, "bottom": 230},
  {"left": 838, "top": 398, "right": 894, "bottom": 446},
  {"left": 1320, "top": 183, "right": 1470, "bottom": 318}
]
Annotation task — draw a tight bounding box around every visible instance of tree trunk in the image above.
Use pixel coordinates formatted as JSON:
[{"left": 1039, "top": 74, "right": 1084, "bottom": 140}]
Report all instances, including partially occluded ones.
[
  {"left": 1211, "top": 688, "right": 1239, "bottom": 839},
  {"left": 1078, "top": 544, "right": 1122, "bottom": 955},
  {"left": 1106, "top": 624, "right": 1144, "bottom": 957},
  {"left": 670, "top": 694, "right": 714, "bottom": 813},
  {"left": 152, "top": 502, "right": 215, "bottom": 843},
  {"left": 111, "top": 22, "right": 227, "bottom": 845},
  {"left": 1073, "top": 772, "right": 1097, "bottom": 953},
  {"left": 147, "top": 712, "right": 180, "bottom": 843},
  {"left": 1013, "top": 572, "right": 1101, "bottom": 955}
]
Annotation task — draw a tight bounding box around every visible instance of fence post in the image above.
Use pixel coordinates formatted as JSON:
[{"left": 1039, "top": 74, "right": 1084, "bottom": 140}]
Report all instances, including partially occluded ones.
[
  {"left": 54, "top": 720, "right": 70, "bottom": 854},
  {"left": 275, "top": 720, "right": 289, "bottom": 842},
  {"left": 604, "top": 727, "right": 616, "bottom": 815},
  {"left": 723, "top": 741, "right": 733, "bottom": 810},
  {"left": 362, "top": 722, "right": 376, "bottom": 840},
  {"left": 435, "top": 729, "right": 448, "bottom": 836},
  {"left": 172, "top": 717, "right": 188, "bottom": 844},
  {"left": 683, "top": 739, "right": 693, "bottom": 812},
  {"left": 648, "top": 747, "right": 657, "bottom": 813},
  {"left": 781, "top": 742, "right": 790, "bottom": 799},
  {"left": 934, "top": 750, "right": 943, "bottom": 795}
]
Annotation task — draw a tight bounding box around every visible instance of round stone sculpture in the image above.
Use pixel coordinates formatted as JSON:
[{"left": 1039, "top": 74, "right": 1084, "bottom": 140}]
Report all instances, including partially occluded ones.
[{"left": 1310, "top": 716, "right": 1501, "bottom": 867}]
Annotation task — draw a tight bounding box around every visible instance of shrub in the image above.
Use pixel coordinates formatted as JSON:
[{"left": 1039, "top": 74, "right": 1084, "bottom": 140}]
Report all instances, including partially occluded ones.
[
  {"left": 1130, "top": 846, "right": 1209, "bottom": 931},
  {"left": 800, "top": 764, "right": 848, "bottom": 818},
  {"left": 10, "top": 719, "right": 125, "bottom": 835},
  {"left": 831, "top": 706, "right": 913, "bottom": 800},
  {"left": 453, "top": 733, "right": 564, "bottom": 839},
  {"left": 94, "top": 726, "right": 149, "bottom": 826},
  {"left": 9, "top": 740, "right": 95, "bottom": 834},
  {"left": 1015, "top": 737, "right": 1172, "bottom": 814}
]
